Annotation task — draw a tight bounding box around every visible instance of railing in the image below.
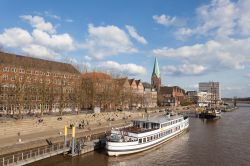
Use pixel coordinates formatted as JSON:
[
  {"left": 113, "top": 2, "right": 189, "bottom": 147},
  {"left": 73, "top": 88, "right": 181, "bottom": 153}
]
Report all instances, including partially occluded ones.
[{"left": 0, "top": 142, "right": 67, "bottom": 166}]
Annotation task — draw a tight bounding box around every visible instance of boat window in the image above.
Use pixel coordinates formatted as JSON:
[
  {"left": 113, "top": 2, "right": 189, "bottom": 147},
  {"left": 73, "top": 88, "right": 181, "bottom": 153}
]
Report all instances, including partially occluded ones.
[
  {"left": 139, "top": 139, "right": 142, "bottom": 143},
  {"left": 151, "top": 136, "right": 153, "bottom": 140},
  {"left": 143, "top": 138, "right": 146, "bottom": 143},
  {"left": 147, "top": 137, "right": 150, "bottom": 141}
]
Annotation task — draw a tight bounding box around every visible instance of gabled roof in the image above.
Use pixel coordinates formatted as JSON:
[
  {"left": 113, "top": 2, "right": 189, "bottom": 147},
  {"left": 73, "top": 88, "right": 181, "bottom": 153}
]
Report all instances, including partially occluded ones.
[
  {"left": 135, "top": 79, "right": 141, "bottom": 86},
  {"left": 152, "top": 57, "right": 160, "bottom": 78},
  {"left": 0, "top": 51, "right": 80, "bottom": 74},
  {"left": 128, "top": 79, "right": 135, "bottom": 85},
  {"left": 115, "top": 77, "right": 129, "bottom": 87},
  {"left": 160, "top": 86, "right": 185, "bottom": 95}
]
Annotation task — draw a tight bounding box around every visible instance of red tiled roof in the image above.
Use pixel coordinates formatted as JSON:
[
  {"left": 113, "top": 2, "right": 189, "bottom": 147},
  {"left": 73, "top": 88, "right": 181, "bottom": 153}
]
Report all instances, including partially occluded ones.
[
  {"left": 0, "top": 51, "right": 80, "bottom": 74},
  {"left": 81, "top": 72, "right": 112, "bottom": 79}
]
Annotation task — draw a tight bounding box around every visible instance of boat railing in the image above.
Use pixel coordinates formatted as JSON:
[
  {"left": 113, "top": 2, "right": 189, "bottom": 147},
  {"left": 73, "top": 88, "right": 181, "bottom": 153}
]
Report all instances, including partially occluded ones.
[{"left": 112, "top": 124, "right": 133, "bottom": 131}]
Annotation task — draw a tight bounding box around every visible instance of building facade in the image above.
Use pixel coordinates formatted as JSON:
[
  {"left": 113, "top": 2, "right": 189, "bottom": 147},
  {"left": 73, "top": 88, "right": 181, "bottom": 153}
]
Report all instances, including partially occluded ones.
[
  {"left": 197, "top": 91, "right": 212, "bottom": 107},
  {"left": 0, "top": 52, "right": 81, "bottom": 115},
  {"left": 142, "top": 82, "right": 157, "bottom": 108},
  {"left": 199, "top": 82, "right": 220, "bottom": 105},
  {"left": 159, "top": 86, "right": 186, "bottom": 106},
  {"left": 186, "top": 91, "right": 198, "bottom": 104}
]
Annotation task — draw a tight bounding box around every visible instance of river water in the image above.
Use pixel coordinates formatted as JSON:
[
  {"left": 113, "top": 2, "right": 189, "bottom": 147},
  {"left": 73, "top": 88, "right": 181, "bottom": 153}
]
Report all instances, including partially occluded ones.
[{"left": 29, "top": 105, "right": 250, "bottom": 166}]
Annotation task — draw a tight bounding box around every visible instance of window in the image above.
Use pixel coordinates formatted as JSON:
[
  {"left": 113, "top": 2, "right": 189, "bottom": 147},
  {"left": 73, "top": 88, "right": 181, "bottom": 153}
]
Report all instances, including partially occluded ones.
[
  {"left": 19, "top": 76, "right": 23, "bottom": 81},
  {"left": 139, "top": 139, "right": 142, "bottom": 143},
  {"left": 19, "top": 69, "right": 25, "bottom": 73},
  {"left": 3, "top": 75, "right": 8, "bottom": 80},
  {"left": 11, "top": 76, "right": 16, "bottom": 81},
  {"left": 11, "top": 68, "right": 16, "bottom": 72},
  {"left": 143, "top": 138, "right": 146, "bottom": 143},
  {"left": 3, "top": 67, "right": 9, "bottom": 72}
]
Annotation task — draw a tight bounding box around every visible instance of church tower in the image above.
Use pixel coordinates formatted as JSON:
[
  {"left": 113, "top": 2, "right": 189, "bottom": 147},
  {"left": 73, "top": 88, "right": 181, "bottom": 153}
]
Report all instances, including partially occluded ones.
[{"left": 151, "top": 57, "right": 161, "bottom": 92}]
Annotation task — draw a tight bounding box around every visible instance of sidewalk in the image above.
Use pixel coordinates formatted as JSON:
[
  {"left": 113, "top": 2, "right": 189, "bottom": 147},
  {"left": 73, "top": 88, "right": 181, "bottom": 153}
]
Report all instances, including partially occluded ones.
[
  {"left": 0, "top": 111, "right": 164, "bottom": 156},
  {"left": 0, "top": 119, "right": 130, "bottom": 156}
]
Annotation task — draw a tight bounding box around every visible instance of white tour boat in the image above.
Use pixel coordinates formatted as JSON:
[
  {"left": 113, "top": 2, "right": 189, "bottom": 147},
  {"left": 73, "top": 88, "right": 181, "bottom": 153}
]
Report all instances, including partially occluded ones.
[{"left": 106, "top": 114, "right": 189, "bottom": 156}]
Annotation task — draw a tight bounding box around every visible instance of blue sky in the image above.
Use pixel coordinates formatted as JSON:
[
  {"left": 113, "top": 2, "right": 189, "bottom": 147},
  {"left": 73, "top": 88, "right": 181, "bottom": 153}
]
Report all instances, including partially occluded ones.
[{"left": 0, "top": 0, "right": 250, "bottom": 97}]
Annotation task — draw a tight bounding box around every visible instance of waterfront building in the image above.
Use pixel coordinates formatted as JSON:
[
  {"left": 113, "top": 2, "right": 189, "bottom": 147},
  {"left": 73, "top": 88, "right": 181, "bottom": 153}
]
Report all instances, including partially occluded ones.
[
  {"left": 199, "top": 82, "right": 220, "bottom": 105},
  {"left": 159, "top": 86, "right": 186, "bottom": 106},
  {"left": 81, "top": 72, "right": 115, "bottom": 110},
  {"left": 113, "top": 77, "right": 145, "bottom": 110},
  {"left": 186, "top": 91, "right": 198, "bottom": 104},
  {"left": 197, "top": 91, "right": 212, "bottom": 107},
  {"left": 0, "top": 52, "right": 81, "bottom": 115},
  {"left": 151, "top": 57, "right": 161, "bottom": 92},
  {"left": 128, "top": 79, "right": 144, "bottom": 109},
  {"left": 142, "top": 82, "right": 157, "bottom": 108}
]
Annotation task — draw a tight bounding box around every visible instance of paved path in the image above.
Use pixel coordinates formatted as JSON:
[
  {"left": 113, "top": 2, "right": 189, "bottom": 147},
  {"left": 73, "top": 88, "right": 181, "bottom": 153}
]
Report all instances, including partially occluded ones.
[{"left": 0, "top": 111, "right": 165, "bottom": 156}]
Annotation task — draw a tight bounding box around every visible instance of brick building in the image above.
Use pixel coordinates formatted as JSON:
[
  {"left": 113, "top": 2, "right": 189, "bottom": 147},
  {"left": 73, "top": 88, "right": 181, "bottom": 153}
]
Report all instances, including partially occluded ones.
[
  {"left": 159, "top": 86, "right": 186, "bottom": 106},
  {"left": 142, "top": 82, "right": 157, "bottom": 108},
  {"left": 0, "top": 52, "right": 81, "bottom": 115}
]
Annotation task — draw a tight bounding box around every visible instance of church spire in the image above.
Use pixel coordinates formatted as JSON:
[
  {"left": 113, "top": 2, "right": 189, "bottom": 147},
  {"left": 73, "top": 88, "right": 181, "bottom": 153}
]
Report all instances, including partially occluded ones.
[
  {"left": 152, "top": 57, "right": 160, "bottom": 78},
  {"left": 151, "top": 57, "right": 161, "bottom": 92}
]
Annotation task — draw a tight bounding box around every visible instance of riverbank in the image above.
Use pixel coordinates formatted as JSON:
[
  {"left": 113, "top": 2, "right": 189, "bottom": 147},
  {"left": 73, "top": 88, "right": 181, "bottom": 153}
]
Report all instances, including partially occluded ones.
[
  {"left": 0, "top": 108, "right": 173, "bottom": 156},
  {"left": 0, "top": 105, "right": 197, "bottom": 158}
]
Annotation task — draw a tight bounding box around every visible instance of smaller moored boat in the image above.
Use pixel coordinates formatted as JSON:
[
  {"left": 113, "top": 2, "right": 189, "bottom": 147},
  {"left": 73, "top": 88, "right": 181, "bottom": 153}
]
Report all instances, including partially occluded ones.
[{"left": 199, "top": 108, "right": 221, "bottom": 119}]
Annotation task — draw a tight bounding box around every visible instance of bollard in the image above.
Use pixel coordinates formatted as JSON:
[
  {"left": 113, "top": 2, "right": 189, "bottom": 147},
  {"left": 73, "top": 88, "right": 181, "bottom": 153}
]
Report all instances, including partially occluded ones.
[
  {"left": 71, "top": 126, "right": 75, "bottom": 155},
  {"left": 64, "top": 126, "right": 68, "bottom": 147}
]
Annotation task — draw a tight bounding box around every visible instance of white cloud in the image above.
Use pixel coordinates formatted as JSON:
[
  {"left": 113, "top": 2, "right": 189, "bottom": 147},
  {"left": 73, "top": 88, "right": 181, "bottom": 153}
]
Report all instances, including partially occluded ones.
[
  {"left": 65, "top": 19, "right": 74, "bottom": 23},
  {"left": 237, "top": 0, "right": 250, "bottom": 36},
  {"left": 176, "top": 0, "right": 250, "bottom": 39},
  {"left": 162, "top": 64, "right": 207, "bottom": 76},
  {"left": 153, "top": 38, "right": 250, "bottom": 72},
  {"left": 0, "top": 28, "right": 33, "bottom": 47},
  {"left": 221, "top": 85, "right": 242, "bottom": 91},
  {"left": 84, "top": 55, "right": 92, "bottom": 61},
  {"left": 98, "top": 61, "right": 146, "bottom": 76},
  {"left": 20, "top": 15, "right": 56, "bottom": 34},
  {"left": 245, "top": 73, "right": 250, "bottom": 78},
  {"left": 22, "top": 44, "right": 58, "bottom": 58},
  {"left": 32, "top": 29, "right": 75, "bottom": 51},
  {"left": 44, "top": 11, "right": 61, "bottom": 20},
  {"left": 125, "top": 25, "right": 147, "bottom": 44},
  {"left": 153, "top": 14, "right": 182, "bottom": 26},
  {"left": 83, "top": 24, "right": 137, "bottom": 60},
  {"left": 0, "top": 15, "right": 76, "bottom": 59}
]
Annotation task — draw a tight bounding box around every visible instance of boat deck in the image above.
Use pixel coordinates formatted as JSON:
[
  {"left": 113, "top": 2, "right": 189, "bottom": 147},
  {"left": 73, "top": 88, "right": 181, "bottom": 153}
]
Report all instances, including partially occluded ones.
[{"left": 119, "top": 126, "right": 157, "bottom": 134}]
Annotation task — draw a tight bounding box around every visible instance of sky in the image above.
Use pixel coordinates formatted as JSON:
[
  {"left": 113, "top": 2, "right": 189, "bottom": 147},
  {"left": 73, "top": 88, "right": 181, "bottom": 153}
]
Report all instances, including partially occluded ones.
[{"left": 0, "top": 0, "right": 250, "bottom": 98}]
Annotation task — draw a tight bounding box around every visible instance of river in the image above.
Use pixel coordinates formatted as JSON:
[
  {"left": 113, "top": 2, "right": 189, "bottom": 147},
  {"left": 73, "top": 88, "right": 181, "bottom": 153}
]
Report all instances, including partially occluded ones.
[{"left": 29, "top": 104, "right": 250, "bottom": 166}]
